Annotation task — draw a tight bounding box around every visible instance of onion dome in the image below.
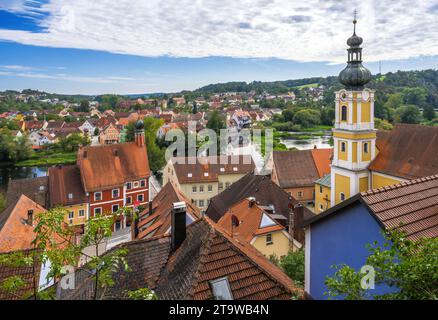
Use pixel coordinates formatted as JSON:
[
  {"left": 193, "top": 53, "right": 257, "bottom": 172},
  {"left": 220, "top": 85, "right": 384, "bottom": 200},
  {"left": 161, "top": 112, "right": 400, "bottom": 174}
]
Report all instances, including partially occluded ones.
[
  {"left": 338, "top": 14, "right": 372, "bottom": 90},
  {"left": 135, "top": 119, "right": 144, "bottom": 131}
]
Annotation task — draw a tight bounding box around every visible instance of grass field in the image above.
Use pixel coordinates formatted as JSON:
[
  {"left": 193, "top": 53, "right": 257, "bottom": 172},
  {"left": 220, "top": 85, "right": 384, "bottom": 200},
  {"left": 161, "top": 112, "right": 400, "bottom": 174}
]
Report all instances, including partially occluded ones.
[{"left": 16, "top": 150, "right": 77, "bottom": 167}]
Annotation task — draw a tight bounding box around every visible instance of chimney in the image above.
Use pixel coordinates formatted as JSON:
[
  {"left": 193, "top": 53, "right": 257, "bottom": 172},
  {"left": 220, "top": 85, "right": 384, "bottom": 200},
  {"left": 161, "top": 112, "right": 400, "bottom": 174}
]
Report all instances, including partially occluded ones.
[
  {"left": 149, "top": 200, "right": 153, "bottom": 215},
  {"left": 27, "top": 209, "right": 34, "bottom": 226},
  {"left": 313, "top": 145, "right": 317, "bottom": 149},
  {"left": 171, "top": 201, "right": 187, "bottom": 251},
  {"left": 248, "top": 197, "right": 256, "bottom": 207},
  {"left": 292, "top": 203, "right": 305, "bottom": 245}
]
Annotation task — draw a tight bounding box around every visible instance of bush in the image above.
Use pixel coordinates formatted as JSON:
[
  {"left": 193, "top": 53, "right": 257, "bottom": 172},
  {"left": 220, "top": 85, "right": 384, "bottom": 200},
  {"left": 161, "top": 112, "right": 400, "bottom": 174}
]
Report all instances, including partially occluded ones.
[{"left": 280, "top": 250, "right": 305, "bottom": 286}]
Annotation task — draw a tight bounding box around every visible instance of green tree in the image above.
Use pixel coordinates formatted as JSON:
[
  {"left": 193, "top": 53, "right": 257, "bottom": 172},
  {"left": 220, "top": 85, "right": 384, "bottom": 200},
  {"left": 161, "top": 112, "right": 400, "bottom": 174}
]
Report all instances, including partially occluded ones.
[
  {"left": 423, "top": 104, "right": 436, "bottom": 121},
  {"left": 125, "top": 118, "right": 166, "bottom": 173},
  {"left": 293, "top": 109, "right": 321, "bottom": 128},
  {"left": 0, "top": 193, "right": 5, "bottom": 212},
  {"left": 402, "top": 87, "right": 427, "bottom": 106},
  {"left": 279, "top": 250, "right": 305, "bottom": 286},
  {"left": 394, "top": 105, "right": 421, "bottom": 124},
  {"left": 57, "top": 133, "right": 90, "bottom": 152},
  {"left": 325, "top": 231, "right": 438, "bottom": 300},
  {"left": 206, "top": 110, "right": 226, "bottom": 134},
  {"left": 374, "top": 118, "right": 393, "bottom": 130}
]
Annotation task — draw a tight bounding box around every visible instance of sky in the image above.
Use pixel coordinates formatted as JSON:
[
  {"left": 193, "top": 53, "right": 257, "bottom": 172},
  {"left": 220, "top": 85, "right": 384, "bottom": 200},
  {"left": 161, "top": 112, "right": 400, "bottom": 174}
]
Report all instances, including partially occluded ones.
[{"left": 0, "top": 0, "right": 437, "bottom": 95}]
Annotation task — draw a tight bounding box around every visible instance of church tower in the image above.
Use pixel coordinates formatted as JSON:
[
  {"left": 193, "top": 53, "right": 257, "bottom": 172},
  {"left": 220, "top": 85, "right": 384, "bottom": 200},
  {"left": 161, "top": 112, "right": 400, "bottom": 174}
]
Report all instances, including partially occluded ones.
[{"left": 330, "top": 14, "right": 376, "bottom": 206}]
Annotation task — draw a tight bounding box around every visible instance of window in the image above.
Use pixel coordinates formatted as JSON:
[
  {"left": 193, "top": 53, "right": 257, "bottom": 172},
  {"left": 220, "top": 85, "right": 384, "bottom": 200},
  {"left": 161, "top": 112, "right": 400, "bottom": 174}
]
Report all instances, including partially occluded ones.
[
  {"left": 126, "top": 196, "right": 132, "bottom": 205},
  {"left": 297, "top": 191, "right": 303, "bottom": 198},
  {"left": 341, "top": 105, "right": 347, "bottom": 121},
  {"left": 68, "top": 193, "right": 73, "bottom": 200},
  {"left": 266, "top": 233, "right": 273, "bottom": 245},
  {"left": 137, "top": 194, "right": 144, "bottom": 202},
  {"left": 199, "top": 185, "right": 204, "bottom": 193},
  {"left": 218, "top": 182, "right": 223, "bottom": 190},
  {"left": 192, "top": 186, "right": 197, "bottom": 193},
  {"left": 140, "top": 179, "right": 146, "bottom": 187},
  {"left": 233, "top": 167, "right": 238, "bottom": 172},
  {"left": 341, "top": 141, "right": 346, "bottom": 152},
  {"left": 210, "top": 277, "right": 233, "bottom": 300},
  {"left": 208, "top": 185, "right": 213, "bottom": 192},
  {"left": 78, "top": 209, "right": 85, "bottom": 217},
  {"left": 193, "top": 200, "right": 197, "bottom": 206},
  {"left": 319, "top": 186, "right": 323, "bottom": 194},
  {"left": 220, "top": 168, "right": 225, "bottom": 172},
  {"left": 225, "top": 182, "right": 230, "bottom": 188},
  {"left": 199, "top": 200, "right": 205, "bottom": 207},
  {"left": 39, "top": 185, "right": 45, "bottom": 191},
  {"left": 68, "top": 211, "right": 74, "bottom": 220},
  {"left": 363, "top": 142, "right": 369, "bottom": 154},
  {"left": 94, "top": 207, "right": 102, "bottom": 215},
  {"left": 340, "top": 192, "right": 346, "bottom": 201},
  {"left": 204, "top": 172, "right": 209, "bottom": 177},
  {"left": 133, "top": 182, "right": 139, "bottom": 188},
  {"left": 112, "top": 189, "right": 119, "bottom": 198},
  {"left": 126, "top": 182, "right": 132, "bottom": 190},
  {"left": 112, "top": 204, "right": 119, "bottom": 213},
  {"left": 115, "top": 220, "right": 121, "bottom": 231},
  {"left": 94, "top": 192, "right": 102, "bottom": 201},
  {"left": 187, "top": 173, "right": 192, "bottom": 178}
]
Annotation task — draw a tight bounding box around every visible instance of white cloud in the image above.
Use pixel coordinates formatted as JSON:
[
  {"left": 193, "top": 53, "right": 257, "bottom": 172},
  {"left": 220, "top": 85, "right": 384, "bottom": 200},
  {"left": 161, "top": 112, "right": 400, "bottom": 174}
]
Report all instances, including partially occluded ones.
[
  {"left": 0, "top": 0, "right": 437, "bottom": 62},
  {"left": 1, "top": 64, "right": 41, "bottom": 71}
]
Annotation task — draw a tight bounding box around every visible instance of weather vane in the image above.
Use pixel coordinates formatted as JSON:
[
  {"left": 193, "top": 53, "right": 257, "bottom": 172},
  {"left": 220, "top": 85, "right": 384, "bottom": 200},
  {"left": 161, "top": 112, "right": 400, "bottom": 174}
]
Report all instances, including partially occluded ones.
[{"left": 353, "top": 9, "right": 358, "bottom": 34}]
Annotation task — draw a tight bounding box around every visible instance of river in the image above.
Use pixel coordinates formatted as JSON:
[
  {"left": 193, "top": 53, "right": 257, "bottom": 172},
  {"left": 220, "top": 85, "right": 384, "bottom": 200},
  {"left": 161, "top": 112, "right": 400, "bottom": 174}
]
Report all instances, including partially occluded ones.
[
  {"left": 279, "top": 131, "right": 332, "bottom": 150},
  {"left": 0, "top": 166, "right": 48, "bottom": 194}
]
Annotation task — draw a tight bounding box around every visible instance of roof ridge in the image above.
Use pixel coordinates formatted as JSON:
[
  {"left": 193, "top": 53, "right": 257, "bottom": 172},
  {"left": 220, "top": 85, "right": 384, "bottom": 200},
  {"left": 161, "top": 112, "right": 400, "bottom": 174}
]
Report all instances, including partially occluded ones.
[
  {"left": 361, "top": 174, "right": 438, "bottom": 197},
  {"left": 365, "top": 185, "right": 438, "bottom": 209}
]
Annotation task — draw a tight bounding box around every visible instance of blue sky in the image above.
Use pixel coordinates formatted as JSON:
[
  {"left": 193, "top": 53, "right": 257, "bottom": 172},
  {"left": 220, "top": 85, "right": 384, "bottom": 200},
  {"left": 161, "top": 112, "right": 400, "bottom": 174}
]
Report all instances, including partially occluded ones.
[{"left": 0, "top": 0, "right": 437, "bottom": 95}]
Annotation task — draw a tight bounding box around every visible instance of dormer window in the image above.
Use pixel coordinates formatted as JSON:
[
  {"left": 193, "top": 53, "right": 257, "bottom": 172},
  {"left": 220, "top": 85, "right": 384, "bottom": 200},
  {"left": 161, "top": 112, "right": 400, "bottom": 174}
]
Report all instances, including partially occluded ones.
[
  {"left": 220, "top": 168, "right": 225, "bottom": 172},
  {"left": 210, "top": 277, "right": 233, "bottom": 300},
  {"left": 204, "top": 172, "right": 209, "bottom": 177},
  {"left": 39, "top": 185, "right": 45, "bottom": 191},
  {"left": 68, "top": 193, "right": 73, "bottom": 200},
  {"left": 187, "top": 173, "right": 192, "bottom": 178},
  {"left": 233, "top": 167, "right": 238, "bottom": 172}
]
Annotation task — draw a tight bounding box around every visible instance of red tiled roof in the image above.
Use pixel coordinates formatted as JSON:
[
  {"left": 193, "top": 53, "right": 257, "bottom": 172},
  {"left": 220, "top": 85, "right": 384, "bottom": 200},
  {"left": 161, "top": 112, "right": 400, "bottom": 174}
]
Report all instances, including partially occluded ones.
[
  {"left": 172, "top": 155, "right": 255, "bottom": 184},
  {"left": 48, "top": 165, "right": 87, "bottom": 207},
  {"left": 218, "top": 198, "right": 285, "bottom": 243},
  {"left": 310, "top": 148, "right": 333, "bottom": 177},
  {"left": 0, "top": 195, "right": 46, "bottom": 253},
  {"left": 272, "top": 150, "right": 320, "bottom": 188},
  {"left": 137, "top": 182, "right": 201, "bottom": 239},
  {"left": 361, "top": 175, "right": 438, "bottom": 241},
  {"left": 77, "top": 142, "right": 150, "bottom": 192},
  {"left": 57, "top": 217, "right": 301, "bottom": 300},
  {"left": 370, "top": 124, "right": 438, "bottom": 180}
]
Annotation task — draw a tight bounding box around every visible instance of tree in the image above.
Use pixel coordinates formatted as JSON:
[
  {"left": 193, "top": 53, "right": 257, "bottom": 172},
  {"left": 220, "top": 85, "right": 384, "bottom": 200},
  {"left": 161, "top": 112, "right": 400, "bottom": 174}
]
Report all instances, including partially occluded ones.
[
  {"left": 374, "top": 118, "right": 393, "bottom": 130},
  {"left": 78, "top": 100, "right": 90, "bottom": 112},
  {"left": 206, "top": 110, "right": 226, "bottom": 134},
  {"left": 57, "top": 133, "right": 90, "bottom": 152},
  {"left": 0, "top": 131, "right": 31, "bottom": 162},
  {"left": 125, "top": 118, "right": 166, "bottom": 173},
  {"left": 279, "top": 250, "right": 305, "bottom": 286},
  {"left": 394, "top": 105, "right": 421, "bottom": 124},
  {"left": 293, "top": 109, "right": 321, "bottom": 128},
  {"left": 402, "top": 87, "right": 427, "bottom": 106},
  {"left": 325, "top": 231, "right": 438, "bottom": 300},
  {"left": 0, "top": 193, "right": 5, "bottom": 212},
  {"left": 423, "top": 104, "right": 436, "bottom": 121}
]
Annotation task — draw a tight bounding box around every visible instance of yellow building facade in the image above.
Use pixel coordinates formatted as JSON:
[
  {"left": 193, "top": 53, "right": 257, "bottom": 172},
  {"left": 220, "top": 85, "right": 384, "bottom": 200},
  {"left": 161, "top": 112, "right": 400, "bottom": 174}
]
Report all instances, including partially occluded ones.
[{"left": 250, "top": 230, "right": 292, "bottom": 259}]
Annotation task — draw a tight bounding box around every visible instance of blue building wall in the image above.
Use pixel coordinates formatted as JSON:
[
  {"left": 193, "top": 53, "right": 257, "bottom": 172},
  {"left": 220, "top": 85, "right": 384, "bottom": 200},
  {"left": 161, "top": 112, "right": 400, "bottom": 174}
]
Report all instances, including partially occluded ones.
[{"left": 308, "top": 202, "right": 394, "bottom": 299}]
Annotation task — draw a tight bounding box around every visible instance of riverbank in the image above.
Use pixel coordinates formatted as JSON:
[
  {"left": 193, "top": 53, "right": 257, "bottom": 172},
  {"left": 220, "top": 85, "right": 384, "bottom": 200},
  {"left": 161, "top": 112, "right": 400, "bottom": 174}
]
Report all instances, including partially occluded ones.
[{"left": 15, "top": 150, "right": 77, "bottom": 167}]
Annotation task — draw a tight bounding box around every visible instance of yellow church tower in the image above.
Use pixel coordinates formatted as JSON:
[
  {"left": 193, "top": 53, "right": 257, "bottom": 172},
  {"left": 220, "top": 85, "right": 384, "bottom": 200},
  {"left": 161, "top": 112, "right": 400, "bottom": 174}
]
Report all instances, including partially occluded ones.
[{"left": 330, "top": 15, "right": 376, "bottom": 206}]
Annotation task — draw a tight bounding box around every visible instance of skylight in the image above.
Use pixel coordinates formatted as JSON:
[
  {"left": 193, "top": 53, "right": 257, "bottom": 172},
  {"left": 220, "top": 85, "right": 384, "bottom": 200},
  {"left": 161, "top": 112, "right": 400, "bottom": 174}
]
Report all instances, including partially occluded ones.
[
  {"left": 210, "top": 277, "right": 233, "bottom": 300},
  {"left": 259, "top": 213, "right": 276, "bottom": 228}
]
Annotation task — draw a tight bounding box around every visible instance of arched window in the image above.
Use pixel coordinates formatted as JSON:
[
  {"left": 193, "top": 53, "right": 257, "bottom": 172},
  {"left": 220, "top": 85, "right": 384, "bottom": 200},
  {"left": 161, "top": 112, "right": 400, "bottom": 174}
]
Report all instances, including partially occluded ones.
[
  {"left": 341, "top": 141, "right": 346, "bottom": 152},
  {"left": 340, "top": 193, "right": 346, "bottom": 201},
  {"left": 363, "top": 142, "right": 369, "bottom": 154},
  {"left": 341, "top": 106, "right": 347, "bottom": 121}
]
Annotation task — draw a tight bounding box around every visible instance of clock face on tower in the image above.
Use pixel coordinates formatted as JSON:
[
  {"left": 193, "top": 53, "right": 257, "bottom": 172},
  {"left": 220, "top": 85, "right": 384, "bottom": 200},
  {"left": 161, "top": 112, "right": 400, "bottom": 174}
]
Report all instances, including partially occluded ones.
[{"left": 362, "top": 90, "right": 370, "bottom": 101}]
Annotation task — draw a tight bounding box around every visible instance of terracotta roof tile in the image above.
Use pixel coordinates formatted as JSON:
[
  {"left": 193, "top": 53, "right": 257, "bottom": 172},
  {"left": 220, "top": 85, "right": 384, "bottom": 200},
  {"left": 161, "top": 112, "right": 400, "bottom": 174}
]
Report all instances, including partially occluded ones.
[
  {"left": 6, "top": 176, "right": 48, "bottom": 208},
  {"left": 48, "top": 165, "right": 87, "bottom": 207},
  {"left": 370, "top": 124, "right": 438, "bottom": 179},
  {"left": 77, "top": 142, "right": 150, "bottom": 192},
  {"left": 361, "top": 174, "right": 438, "bottom": 241},
  {"left": 310, "top": 148, "right": 333, "bottom": 177}
]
